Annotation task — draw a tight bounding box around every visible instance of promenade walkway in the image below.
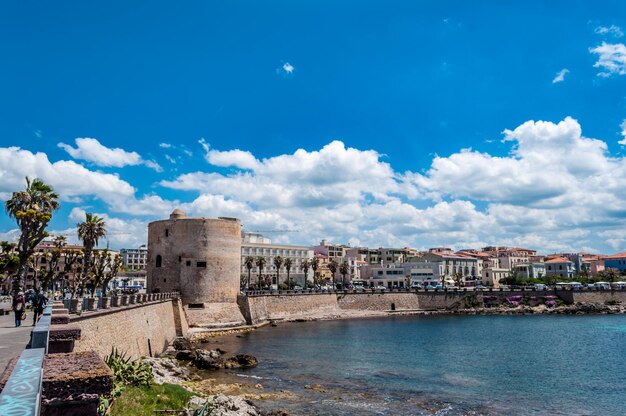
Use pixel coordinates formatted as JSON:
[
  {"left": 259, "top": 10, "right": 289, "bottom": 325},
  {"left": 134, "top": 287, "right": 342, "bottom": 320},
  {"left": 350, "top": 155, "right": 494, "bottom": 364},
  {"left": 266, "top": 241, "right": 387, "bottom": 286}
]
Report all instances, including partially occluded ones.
[{"left": 0, "top": 302, "right": 33, "bottom": 374}]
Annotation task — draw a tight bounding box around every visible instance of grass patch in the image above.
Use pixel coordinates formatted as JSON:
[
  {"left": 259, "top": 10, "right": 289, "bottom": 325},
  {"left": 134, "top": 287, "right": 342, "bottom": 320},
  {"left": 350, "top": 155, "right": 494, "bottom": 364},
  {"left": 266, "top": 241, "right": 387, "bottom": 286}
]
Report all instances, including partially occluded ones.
[{"left": 109, "top": 383, "right": 194, "bottom": 416}]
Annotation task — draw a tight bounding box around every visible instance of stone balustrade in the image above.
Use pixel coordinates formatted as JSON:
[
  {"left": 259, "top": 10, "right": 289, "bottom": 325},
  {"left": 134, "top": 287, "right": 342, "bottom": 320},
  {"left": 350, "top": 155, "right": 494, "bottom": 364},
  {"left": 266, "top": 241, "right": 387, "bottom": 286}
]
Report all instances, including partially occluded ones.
[{"left": 57, "top": 292, "right": 179, "bottom": 316}]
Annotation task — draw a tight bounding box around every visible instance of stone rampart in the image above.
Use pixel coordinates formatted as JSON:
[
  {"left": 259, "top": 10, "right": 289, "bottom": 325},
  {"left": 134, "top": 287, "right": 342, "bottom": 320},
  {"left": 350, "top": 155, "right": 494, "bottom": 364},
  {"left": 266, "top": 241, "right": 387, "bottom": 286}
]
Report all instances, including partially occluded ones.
[
  {"left": 337, "top": 292, "right": 420, "bottom": 311},
  {"left": 72, "top": 299, "right": 188, "bottom": 360},
  {"left": 242, "top": 293, "right": 341, "bottom": 324},
  {"left": 563, "top": 290, "right": 626, "bottom": 305}
]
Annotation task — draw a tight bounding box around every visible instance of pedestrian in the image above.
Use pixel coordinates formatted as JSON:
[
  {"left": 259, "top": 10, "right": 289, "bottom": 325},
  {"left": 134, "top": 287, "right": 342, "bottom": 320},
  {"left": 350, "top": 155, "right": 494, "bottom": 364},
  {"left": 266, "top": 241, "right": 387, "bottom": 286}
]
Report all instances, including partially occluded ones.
[
  {"left": 12, "top": 291, "right": 26, "bottom": 327},
  {"left": 32, "top": 291, "right": 48, "bottom": 326}
]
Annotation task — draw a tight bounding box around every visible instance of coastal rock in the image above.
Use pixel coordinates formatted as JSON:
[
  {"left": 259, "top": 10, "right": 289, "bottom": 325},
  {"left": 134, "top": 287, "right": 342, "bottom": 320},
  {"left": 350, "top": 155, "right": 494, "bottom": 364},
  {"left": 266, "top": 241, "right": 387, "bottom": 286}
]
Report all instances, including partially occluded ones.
[
  {"left": 223, "top": 354, "right": 259, "bottom": 369},
  {"left": 176, "top": 350, "right": 196, "bottom": 361},
  {"left": 188, "top": 394, "right": 260, "bottom": 416},
  {"left": 142, "top": 357, "right": 190, "bottom": 386},
  {"left": 194, "top": 349, "right": 225, "bottom": 369},
  {"left": 173, "top": 337, "right": 193, "bottom": 351}
]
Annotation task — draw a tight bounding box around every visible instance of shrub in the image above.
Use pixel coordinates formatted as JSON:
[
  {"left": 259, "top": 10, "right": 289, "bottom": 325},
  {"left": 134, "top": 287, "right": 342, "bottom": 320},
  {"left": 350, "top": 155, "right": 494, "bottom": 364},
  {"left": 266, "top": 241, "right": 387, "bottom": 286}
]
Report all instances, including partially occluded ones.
[
  {"left": 99, "top": 348, "right": 154, "bottom": 415},
  {"left": 546, "top": 300, "right": 557, "bottom": 308}
]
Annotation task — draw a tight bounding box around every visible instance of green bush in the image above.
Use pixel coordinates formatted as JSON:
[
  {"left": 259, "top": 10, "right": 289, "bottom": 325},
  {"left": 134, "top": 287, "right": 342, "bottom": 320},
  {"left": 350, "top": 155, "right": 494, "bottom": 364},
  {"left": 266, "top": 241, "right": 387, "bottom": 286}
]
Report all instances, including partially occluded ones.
[
  {"left": 99, "top": 348, "right": 155, "bottom": 414},
  {"left": 109, "top": 383, "right": 194, "bottom": 416},
  {"left": 105, "top": 348, "right": 154, "bottom": 387}
]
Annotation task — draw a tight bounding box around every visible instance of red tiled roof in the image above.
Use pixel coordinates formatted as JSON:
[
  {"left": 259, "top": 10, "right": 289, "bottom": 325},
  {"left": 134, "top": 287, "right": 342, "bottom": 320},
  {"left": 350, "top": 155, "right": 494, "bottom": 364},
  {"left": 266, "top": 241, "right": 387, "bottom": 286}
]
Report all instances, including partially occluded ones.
[
  {"left": 605, "top": 252, "right": 626, "bottom": 259},
  {"left": 544, "top": 257, "right": 573, "bottom": 264}
]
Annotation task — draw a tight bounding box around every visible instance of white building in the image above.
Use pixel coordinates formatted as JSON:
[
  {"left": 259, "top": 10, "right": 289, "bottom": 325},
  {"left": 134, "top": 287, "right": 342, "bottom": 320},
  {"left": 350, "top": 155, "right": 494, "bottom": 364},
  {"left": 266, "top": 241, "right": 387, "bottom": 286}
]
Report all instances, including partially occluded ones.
[
  {"left": 241, "top": 233, "right": 313, "bottom": 287},
  {"left": 120, "top": 246, "right": 148, "bottom": 271}
]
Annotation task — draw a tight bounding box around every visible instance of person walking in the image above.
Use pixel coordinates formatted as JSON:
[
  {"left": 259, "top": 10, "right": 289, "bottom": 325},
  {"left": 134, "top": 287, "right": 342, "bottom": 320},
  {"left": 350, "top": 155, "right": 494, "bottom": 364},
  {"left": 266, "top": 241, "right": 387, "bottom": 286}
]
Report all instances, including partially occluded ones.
[
  {"left": 12, "top": 291, "right": 26, "bottom": 327},
  {"left": 32, "top": 291, "right": 48, "bottom": 326}
]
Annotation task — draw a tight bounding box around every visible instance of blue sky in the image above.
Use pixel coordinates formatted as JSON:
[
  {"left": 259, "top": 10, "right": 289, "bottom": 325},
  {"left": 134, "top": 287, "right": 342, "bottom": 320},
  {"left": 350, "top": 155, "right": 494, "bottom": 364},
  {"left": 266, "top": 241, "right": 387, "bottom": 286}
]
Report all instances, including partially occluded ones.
[{"left": 1, "top": 1, "right": 626, "bottom": 254}]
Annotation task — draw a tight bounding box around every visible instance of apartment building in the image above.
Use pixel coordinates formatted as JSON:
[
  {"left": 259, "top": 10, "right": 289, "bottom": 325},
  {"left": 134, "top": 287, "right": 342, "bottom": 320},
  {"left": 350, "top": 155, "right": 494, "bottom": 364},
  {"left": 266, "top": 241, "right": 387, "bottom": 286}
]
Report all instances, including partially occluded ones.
[{"left": 120, "top": 246, "right": 148, "bottom": 271}]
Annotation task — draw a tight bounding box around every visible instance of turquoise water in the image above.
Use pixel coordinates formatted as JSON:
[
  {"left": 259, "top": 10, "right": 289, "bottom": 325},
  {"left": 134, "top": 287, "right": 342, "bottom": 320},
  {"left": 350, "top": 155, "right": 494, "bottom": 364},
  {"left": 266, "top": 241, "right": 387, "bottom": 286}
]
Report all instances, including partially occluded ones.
[{"left": 215, "top": 315, "right": 626, "bottom": 415}]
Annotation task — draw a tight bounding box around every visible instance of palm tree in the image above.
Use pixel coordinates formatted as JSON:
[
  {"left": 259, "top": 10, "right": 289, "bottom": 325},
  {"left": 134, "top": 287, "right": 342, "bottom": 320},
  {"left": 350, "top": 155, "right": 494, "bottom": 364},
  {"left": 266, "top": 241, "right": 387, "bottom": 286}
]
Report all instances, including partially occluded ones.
[
  {"left": 53, "top": 235, "right": 67, "bottom": 250},
  {"left": 328, "top": 259, "right": 338, "bottom": 288},
  {"left": 77, "top": 213, "right": 106, "bottom": 293},
  {"left": 256, "top": 256, "right": 266, "bottom": 289},
  {"left": 300, "top": 259, "right": 310, "bottom": 288},
  {"left": 244, "top": 256, "right": 255, "bottom": 290},
  {"left": 284, "top": 258, "right": 293, "bottom": 288},
  {"left": 452, "top": 272, "right": 464, "bottom": 288},
  {"left": 311, "top": 257, "right": 319, "bottom": 287},
  {"left": 273, "top": 256, "right": 284, "bottom": 287},
  {"left": 0, "top": 242, "right": 19, "bottom": 283},
  {"left": 5, "top": 177, "right": 59, "bottom": 293},
  {"left": 339, "top": 261, "right": 350, "bottom": 289}
]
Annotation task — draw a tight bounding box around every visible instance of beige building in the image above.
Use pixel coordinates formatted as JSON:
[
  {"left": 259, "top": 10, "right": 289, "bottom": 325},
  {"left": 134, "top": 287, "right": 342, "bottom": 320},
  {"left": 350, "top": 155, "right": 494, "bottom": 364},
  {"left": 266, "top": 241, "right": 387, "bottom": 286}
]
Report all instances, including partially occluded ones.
[
  {"left": 482, "top": 268, "right": 510, "bottom": 287},
  {"left": 241, "top": 233, "right": 313, "bottom": 287}
]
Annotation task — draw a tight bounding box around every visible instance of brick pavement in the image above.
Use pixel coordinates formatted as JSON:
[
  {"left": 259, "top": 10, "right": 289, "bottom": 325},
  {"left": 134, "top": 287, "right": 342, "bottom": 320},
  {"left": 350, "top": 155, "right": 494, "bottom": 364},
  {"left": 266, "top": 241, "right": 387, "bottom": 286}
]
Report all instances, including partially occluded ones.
[{"left": 0, "top": 302, "right": 33, "bottom": 374}]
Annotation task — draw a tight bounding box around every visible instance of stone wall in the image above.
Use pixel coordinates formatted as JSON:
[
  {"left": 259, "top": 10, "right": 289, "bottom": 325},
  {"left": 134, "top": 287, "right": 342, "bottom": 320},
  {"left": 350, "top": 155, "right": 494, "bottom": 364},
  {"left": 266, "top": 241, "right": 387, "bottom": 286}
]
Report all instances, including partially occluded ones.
[
  {"left": 243, "top": 293, "right": 342, "bottom": 324},
  {"left": 72, "top": 299, "right": 188, "bottom": 360},
  {"left": 242, "top": 291, "right": 483, "bottom": 323},
  {"left": 564, "top": 290, "right": 626, "bottom": 305},
  {"left": 337, "top": 292, "right": 420, "bottom": 311}
]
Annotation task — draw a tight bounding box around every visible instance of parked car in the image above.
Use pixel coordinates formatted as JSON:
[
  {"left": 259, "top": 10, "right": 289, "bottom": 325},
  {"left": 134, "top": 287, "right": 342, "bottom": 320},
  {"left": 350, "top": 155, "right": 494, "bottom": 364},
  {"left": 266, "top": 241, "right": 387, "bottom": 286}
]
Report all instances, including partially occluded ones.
[
  {"left": 425, "top": 284, "right": 436, "bottom": 290},
  {"left": 375, "top": 285, "right": 386, "bottom": 290},
  {"left": 411, "top": 282, "right": 423, "bottom": 289}
]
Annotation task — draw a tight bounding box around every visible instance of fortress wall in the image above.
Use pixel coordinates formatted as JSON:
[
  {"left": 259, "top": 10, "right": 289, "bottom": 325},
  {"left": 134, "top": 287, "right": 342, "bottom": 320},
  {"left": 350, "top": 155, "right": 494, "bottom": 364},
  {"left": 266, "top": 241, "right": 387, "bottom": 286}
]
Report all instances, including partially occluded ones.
[
  {"left": 244, "top": 293, "right": 341, "bottom": 324},
  {"left": 567, "top": 291, "right": 626, "bottom": 304},
  {"left": 72, "top": 299, "right": 186, "bottom": 360},
  {"left": 416, "top": 291, "right": 480, "bottom": 309},
  {"left": 337, "top": 292, "right": 421, "bottom": 311}
]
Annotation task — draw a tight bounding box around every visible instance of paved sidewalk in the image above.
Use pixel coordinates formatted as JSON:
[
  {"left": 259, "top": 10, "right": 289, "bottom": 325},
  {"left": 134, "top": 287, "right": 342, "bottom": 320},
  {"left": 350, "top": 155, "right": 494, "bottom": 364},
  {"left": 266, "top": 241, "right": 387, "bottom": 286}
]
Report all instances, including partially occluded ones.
[{"left": 0, "top": 303, "right": 33, "bottom": 374}]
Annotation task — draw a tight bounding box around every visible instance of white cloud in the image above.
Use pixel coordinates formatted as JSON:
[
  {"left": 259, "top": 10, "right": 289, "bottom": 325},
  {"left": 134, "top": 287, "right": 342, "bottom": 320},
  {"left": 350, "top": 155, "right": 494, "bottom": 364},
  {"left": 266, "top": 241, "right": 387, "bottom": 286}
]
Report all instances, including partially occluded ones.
[
  {"left": 4, "top": 117, "right": 626, "bottom": 253},
  {"left": 595, "top": 25, "right": 624, "bottom": 38},
  {"left": 161, "top": 118, "right": 626, "bottom": 253},
  {"left": 276, "top": 62, "right": 295, "bottom": 77},
  {"left": 0, "top": 146, "right": 175, "bottom": 217},
  {"left": 67, "top": 207, "right": 149, "bottom": 249},
  {"left": 620, "top": 120, "right": 626, "bottom": 145},
  {"left": 159, "top": 143, "right": 172, "bottom": 148},
  {"left": 202, "top": 145, "right": 260, "bottom": 170},
  {"left": 552, "top": 68, "right": 569, "bottom": 83},
  {"left": 589, "top": 42, "right": 626, "bottom": 77},
  {"left": 58, "top": 138, "right": 162, "bottom": 171}
]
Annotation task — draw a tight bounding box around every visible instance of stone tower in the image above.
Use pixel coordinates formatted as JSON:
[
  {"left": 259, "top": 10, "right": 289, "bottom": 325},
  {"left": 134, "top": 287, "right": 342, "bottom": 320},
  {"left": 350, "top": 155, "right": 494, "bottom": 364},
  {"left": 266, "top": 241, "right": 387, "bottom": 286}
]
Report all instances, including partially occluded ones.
[{"left": 147, "top": 210, "right": 245, "bottom": 326}]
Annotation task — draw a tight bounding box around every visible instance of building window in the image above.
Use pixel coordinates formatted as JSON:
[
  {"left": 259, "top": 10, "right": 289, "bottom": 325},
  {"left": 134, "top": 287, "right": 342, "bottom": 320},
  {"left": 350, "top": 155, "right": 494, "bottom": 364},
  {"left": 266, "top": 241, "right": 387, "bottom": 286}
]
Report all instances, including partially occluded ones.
[
  {"left": 186, "top": 260, "right": 191, "bottom": 266},
  {"left": 156, "top": 255, "right": 162, "bottom": 268},
  {"left": 165, "top": 229, "right": 169, "bottom": 237},
  {"left": 197, "top": 261, "right": 207, "bottom": 268}
]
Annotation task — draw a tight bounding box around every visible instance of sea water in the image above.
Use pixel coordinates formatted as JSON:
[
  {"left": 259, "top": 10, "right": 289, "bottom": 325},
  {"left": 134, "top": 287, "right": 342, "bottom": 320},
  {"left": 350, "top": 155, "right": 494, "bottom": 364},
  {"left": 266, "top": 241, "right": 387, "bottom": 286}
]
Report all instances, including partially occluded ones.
[{"left": 211, "top": 315, "right": 626, "bottom": 415}]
